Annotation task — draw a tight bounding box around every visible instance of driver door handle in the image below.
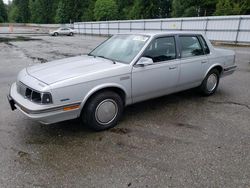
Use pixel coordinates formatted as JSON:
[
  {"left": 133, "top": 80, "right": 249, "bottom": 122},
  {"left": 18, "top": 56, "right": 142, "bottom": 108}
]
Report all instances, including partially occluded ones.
[{"left": 169, "top": 66, "right": 177, "bottom": 70}]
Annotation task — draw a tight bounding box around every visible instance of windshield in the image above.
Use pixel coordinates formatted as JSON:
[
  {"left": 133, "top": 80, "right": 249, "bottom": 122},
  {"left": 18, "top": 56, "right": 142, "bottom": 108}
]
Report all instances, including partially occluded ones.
[{"left": 89, "top": 34, "right": 149, "bottom": 64}]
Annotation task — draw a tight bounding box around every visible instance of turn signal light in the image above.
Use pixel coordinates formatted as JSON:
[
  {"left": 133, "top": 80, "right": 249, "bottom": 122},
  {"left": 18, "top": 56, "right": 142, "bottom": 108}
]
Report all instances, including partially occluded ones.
[{"left": 63, "top": 105, "right": 80, "bottom": 111}]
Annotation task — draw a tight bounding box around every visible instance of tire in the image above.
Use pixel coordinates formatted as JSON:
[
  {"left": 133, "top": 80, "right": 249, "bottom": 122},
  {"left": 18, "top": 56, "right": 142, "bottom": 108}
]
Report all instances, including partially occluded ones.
[
  {"left": 69, "top": 32, "right": 74, "bottom": 36},
  {"left": 54, "top": 32, "right": 59, "bottom": 36},
  {"left": 81, "top": 91, "right": 124, "bottom": 131},
  {"left": 199, "top": 69, "right": 220, "bottom": 96}
]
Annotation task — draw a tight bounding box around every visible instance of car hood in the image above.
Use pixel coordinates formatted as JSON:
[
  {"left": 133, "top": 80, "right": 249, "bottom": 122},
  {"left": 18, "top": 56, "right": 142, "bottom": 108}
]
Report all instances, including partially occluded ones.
[{"left": 26, "top": 55, "right": 127, "bottom": 85}]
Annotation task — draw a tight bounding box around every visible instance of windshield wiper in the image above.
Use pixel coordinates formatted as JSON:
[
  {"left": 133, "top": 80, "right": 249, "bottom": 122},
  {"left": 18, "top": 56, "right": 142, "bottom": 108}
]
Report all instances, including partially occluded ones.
[
  {"left": 87, "top": 53, "right": 96, "bottom": 57},
  {"left": 96, "top": 55, "right": 116, "bottom": 64}
]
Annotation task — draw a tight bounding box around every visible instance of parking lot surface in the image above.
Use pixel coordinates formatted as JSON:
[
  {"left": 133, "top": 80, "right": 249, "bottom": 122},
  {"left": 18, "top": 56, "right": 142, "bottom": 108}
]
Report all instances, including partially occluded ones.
[{"left": 0, "top": 34, "right": 250, "bottom": 188}]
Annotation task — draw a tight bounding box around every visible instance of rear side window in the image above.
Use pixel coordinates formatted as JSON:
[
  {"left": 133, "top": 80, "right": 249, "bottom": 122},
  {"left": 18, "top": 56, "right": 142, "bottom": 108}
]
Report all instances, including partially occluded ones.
[
  {"left": 198, "top": 35, "right": 210, "bottom": 54},
  {"left": 179, "top": 36, "right": 204, "bottom": 58},
  {"left": 143, "top": 36, "right": 176, "bottom": 63}
]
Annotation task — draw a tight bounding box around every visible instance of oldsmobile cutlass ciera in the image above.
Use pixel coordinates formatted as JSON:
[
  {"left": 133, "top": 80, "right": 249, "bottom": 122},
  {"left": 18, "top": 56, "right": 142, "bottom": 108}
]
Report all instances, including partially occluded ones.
[{"left": 8, "top": 32, "right": 237, "bottom": 131}]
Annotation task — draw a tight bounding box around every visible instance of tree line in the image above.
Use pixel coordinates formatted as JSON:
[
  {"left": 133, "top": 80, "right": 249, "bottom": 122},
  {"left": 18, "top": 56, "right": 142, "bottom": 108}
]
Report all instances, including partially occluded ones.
[{"left": 0, "top": 0, "right": 250, "bottom": 24}]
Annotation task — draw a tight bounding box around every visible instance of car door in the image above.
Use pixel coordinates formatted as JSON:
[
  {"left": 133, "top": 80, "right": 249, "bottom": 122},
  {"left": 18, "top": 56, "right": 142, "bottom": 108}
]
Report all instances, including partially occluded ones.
[
  {"left": 56, "top": 28, "right": 61, "bottom": 34},
  {"left": 177, "top": 35, "right": 208, "bottom": 89},
  {"left": 132, "top": 36, "right": 180, "bottom": 103},
  {"left": 64, "top": 28, "right": 70, "bottom": 35},
  {"left": 198, "top": 35, "right": 212, "bottom": 77},
  {"left": 59, "top": 28, "right": 67, "bottom": 35}
]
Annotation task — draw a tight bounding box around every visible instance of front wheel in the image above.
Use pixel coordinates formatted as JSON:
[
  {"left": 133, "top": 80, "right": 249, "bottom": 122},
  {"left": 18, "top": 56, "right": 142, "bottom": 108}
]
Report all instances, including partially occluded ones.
[
  {"left": 81, "top": 91, "right": 124, "bottom": 131},
  {"left": 199, "top": 69, "right": 220, "bottom": 96}
]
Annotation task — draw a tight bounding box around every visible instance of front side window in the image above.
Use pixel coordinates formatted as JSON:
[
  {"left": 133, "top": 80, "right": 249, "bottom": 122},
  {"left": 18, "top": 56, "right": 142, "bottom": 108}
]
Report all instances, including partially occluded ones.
[
  {"left": 89, "top": 34, "right": 149, "bottom": 64},
  {"left": 179, "top": 36, "right": 204, "bottom": 58},
  {"left": 143, "top": 36, "right": 176, "bottom": 63},
  {"left": 198, "top": 35, "right": 210, "bottom": 54}
]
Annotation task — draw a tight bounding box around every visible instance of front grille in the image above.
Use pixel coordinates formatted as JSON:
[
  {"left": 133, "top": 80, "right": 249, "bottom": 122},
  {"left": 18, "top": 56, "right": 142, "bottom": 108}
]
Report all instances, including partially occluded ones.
[{"left": 17, "top": 82, "right": 42, "bottom": 104}]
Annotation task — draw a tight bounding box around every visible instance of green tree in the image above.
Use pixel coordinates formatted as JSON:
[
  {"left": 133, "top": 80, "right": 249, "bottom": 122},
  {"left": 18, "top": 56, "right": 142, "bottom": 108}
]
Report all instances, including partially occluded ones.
[
  {"left": 158, "top": 0, "right": 172, "bottom": 18},
  {"left": 29, "top": 0, "right": 55, "bottom": 23},
  {"left": 214, "top": 0, "right": 233, "bottom": 15},
  {"left": 72, "top": 0, "right": 85, "bottom": 22},
  {"left": 171, "top": 0, "right": 184, "bottom": 17},
  {"left": 232, "top": 2, "right": 242, "bottom": 15},
  {"left": 8, "top": 0, "right": 30, "bottom": 22},
  {"left": 0, "top": 0, "right": 7, "bottom": 22},
  {"left": 128, "top": 0, "right": 142, "bottom": 19},
  {"left": 241, "top": 0, "right": 250, "bottom": 14},
  {"left": 172, "top": 0, "right": 217, "bottom": 17},
  {"left": 55, "top": 0, "right": 85, "bottom": 23},
  {"left": 55, "top": 0, "right": 68, "bottom": 23},
  {"left": 94, "top": 0, "right": 118, "bottom": 21},
  {"left": 4, "top": 0, "right": 250, "bottom": 23},
  {"left": 115, "top": 0, "right": 133, "bottom": 20},
  {"left": 202, "top": 0, "right": 217, "bottom": 16},
  {"left": 8, "top": 4, "right": 17, "bottom": 22},
  {"left": 81, "top": 0, "right": 95, "bottom": 21},
  {"left": 129, "top": 0, "right": 172, "bottom": 19},
  {"left": 172, "top": 0, "right": 201, "bottom": 17},
  {"left": 214, "top": 0, "right": 250, "bottom": 15},
  {"left": 183, "top": 6, "right": 197, "bottom": 17}
]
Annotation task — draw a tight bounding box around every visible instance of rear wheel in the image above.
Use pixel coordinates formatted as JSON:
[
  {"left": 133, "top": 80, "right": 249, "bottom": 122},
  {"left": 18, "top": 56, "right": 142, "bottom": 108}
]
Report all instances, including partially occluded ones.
[
  {"left": 54, "top": 32, "right": 59, "bottom": 36},
  {"left": 199, "top": 69, "right": 220, "bottom": 96},
  {"left": 81, "top": 91, "right": 124, "bottom": 131},
  {"left": 69, "top": 32, "right": 74, "bottom": 36}
]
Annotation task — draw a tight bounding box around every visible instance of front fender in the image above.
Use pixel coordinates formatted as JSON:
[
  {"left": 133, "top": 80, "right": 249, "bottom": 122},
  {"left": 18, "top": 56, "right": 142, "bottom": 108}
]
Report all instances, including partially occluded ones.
[{"left": 78, "top": 83, "right": 130, "bottom": 116}]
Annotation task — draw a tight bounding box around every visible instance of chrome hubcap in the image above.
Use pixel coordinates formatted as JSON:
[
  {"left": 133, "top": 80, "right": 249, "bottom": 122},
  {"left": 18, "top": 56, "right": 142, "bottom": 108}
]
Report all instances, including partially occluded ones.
[
  {"left": 95, "top": 99, "right": 118, "bottom": 125},
  {"left": 206, "top": 73, "right": 218, "bottom": 92}
]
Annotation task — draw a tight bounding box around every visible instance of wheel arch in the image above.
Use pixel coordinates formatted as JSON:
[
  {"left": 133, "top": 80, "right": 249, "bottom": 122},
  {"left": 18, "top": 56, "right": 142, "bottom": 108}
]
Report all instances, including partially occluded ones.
[
  {"left": 78, "top": 83, "right": 129, "bottom": 116},
  {"left": 204, "top": 64, "right": 223, "bottom": 79}
]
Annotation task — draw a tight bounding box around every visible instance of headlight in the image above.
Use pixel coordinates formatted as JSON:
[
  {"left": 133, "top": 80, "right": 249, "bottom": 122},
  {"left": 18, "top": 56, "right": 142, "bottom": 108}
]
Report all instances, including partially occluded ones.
[
  {"left": 17, "top": 82, "right": 53, "bottom": 105},
  {"left": 41, "top": 93, "right": 53, "bottom": 104}
]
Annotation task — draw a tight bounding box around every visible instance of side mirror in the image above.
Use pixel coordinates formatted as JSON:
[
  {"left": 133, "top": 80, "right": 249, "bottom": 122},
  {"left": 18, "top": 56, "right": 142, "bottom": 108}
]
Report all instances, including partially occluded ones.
[{"left": 136, "top": 57, "right": 154, "bottom": 67}]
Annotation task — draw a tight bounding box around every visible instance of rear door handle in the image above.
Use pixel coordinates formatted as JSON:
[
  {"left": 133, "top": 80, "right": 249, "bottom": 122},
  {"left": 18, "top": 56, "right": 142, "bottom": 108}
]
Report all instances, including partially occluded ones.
[
  {"left": 201, "top": 61, "right": 208, "bottom": 64},
  {"left": 169, "top": 66, "right": 177, "bottom": 70}
]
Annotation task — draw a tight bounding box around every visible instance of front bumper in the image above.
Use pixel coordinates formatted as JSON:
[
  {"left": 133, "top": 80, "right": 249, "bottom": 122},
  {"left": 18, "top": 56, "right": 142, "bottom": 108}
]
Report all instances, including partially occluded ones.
[
  {"left": 222, "top": 65, "right": 237, "bottom": 77},
  {"left": 9, "top": 83, "right": 81, "bottom": 124}
]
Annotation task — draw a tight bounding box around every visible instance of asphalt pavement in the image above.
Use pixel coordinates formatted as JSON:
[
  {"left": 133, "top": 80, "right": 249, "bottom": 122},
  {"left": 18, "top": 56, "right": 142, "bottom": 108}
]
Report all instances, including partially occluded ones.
[{"left": 0, "top": 34, "right": 249, "bottom": 188}]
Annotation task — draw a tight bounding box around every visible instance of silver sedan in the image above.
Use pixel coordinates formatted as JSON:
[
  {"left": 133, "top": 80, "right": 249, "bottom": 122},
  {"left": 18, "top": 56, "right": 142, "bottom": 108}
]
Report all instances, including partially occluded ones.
[
  {"left": 49, "top": 27, "right": 75, "bottom": 36},
  {"left": 8, "top": 32, "right": 237, "bottom": 131}
]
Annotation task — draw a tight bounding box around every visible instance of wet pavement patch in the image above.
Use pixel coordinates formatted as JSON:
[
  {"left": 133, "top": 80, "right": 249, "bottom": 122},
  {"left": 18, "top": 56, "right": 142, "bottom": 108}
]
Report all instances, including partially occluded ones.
[
  {"left": 17, "top": 150, "right": 30, "bottom": 158},
  {"left": 109, "top": 128, "right": 131, "bottom": 135},
  {"left": 208, "top": 100, "right": 250, "bottom": 110},
  {"left": 29, "top": 56, "right": 47, "bottom": 63},
  {"left": 175, "top": 122, "right": 200, "bottom": 130},
  {"left": 0, "top": 36, "right": 42, "bottom": 43}
]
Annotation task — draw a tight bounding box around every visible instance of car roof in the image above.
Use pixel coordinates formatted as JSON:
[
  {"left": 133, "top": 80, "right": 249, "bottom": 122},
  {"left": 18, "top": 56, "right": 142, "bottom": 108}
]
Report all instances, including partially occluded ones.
[{"left": 117, "top": 31, "right": 203, "bottom": 37}]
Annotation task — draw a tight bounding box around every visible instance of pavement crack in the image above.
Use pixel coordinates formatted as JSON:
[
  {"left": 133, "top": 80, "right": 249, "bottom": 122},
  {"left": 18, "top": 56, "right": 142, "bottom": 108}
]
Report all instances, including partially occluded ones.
[
  {"left": 4, "top": 41, "right": 48, "bottom": 63},
  {"left": 4, "top": 42, "right": 18, "bottom": 48},
  {"left": 26, "top": 54, "right": 47, "bottom": 63},
  {"left": 49, "top": 50, "right": 80, "bottom": 58},
  {"left": 208, "top": 100, "right": 250, "bottom": 110}
]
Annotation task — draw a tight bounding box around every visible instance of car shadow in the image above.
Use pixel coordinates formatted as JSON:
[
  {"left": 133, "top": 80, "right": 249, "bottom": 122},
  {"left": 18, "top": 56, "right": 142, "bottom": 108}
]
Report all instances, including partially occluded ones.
[
  {"left": 18, "top": 88, "right": 208, "bottom": 149},
  {"left": 31, "top": 88, "right": 202, "bottom": 134}
]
